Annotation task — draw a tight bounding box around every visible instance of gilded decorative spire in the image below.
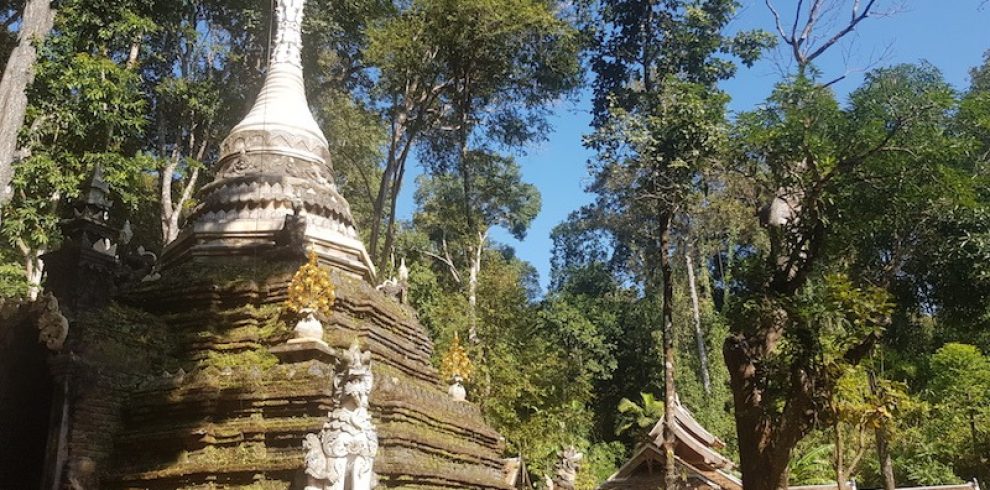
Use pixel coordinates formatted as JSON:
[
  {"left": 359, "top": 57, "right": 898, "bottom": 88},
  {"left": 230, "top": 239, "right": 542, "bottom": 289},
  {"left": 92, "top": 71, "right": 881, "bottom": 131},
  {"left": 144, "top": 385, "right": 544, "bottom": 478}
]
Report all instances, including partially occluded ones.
[
  {"left": 161, "top": 0, "right": 375, "bottom": 280},
  {"left": 440, "top": 333, "right": 474, "bottom": 382},
  {"left": 285, "top": 250, "right": 336, "bottom": 317}
]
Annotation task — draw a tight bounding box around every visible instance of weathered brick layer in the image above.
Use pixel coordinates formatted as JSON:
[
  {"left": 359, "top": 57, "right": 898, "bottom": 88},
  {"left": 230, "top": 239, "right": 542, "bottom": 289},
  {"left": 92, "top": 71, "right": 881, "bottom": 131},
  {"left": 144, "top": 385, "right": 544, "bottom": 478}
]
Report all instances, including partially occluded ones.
[{"left": 56, "top": 259, "right": 509, "bottom": 489}]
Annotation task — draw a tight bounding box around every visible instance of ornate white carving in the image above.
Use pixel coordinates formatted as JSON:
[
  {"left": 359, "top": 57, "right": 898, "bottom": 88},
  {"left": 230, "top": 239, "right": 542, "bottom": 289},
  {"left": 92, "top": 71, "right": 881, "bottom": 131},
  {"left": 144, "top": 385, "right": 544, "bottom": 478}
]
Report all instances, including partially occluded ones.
[
  {"left": 375, "top": 258, "right": 409, "bottom": 303},
  {"left": 119, "top": 220, "right": 133, "bottom": 245},
  {"left": 272, "top": 0, "right": 305, "bottom": 67},
  {"left": 37, "top": 292, "right": 68, "bottom": 351},
  {"left": 164, "top": 0, "right": 377, "bottom": 281},
  {"left": 375, "top": 277, "right": 407, "bottom": 304},
  {"left": 93, "top": 238, "right": 117, "bottom": 256},
  {"left": 222, "top": 0, "right": 327, "bottom": 164},
  {"left": 304, "top": 341, "right": 378, "bottom": 490},
  {"left": 552, "top": 447, "right": 582, "bottom": 490}
]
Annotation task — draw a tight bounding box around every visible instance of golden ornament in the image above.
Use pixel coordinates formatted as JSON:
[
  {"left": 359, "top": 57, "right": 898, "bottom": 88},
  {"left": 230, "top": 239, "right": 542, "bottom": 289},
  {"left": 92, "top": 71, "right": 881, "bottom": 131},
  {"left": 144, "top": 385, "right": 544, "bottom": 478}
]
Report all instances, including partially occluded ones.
[
  {"left": 285, "top": 251, "right": 336, "bottom": 317},
  {"left": 440, "top": 332, "right": 474, "bottom": 382}
]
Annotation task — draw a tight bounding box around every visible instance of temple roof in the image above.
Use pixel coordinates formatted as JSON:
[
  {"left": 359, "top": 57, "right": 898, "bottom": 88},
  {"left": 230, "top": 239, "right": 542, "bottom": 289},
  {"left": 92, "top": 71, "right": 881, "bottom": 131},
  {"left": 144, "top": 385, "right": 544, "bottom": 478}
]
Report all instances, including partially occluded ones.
[
  {"left": 646, "top": 398, "right": 733, "bottom": 471},
  {"left": 600, "top": 399, "right": 740, "bottom": 490},
  {"left": 599, "top": 400, "right": 984, "bottom": 490}
]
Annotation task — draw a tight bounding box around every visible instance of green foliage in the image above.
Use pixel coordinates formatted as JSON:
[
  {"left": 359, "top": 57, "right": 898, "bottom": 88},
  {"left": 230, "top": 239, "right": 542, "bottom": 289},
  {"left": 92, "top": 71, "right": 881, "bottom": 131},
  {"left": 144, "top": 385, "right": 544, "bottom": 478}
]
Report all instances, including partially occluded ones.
[
  {"left": 6, "top": 3, "right": 990, "bottom": 488},
  {"left": 929, "top": 343, "right": 990, "bottom": 398},
  {"left": 796, "top": 274, "right": 892, "bottom": 364},
  {"left": 318, "top": 88, "right": 386, "bottom": 241},
  {"left": 367, "top": 0, "right": 581, "bottom": 150},
  {"left": 0, "top": 262, "right": 29, "bottom": 298},
  {"left": 415, "top": 152, "right": 541, "bottom": 243},
  {"left": 576, "top": 441, "right": 626, "bottom": 490},
  {"left": 537, "top": 296, "right": 616, "bottom": 383},
  {"left": 720, "top": 61, "right": 970, "bottom": 487},
  {"left": 360, "top": 0, "right": 581, "bottom": 267},
  {"left": 584, "top": 0, "right": 773, "bottom": 122},
  {"left": 615, "top": 392, "right": 663, "bottom": 441},
  {"left": 3, "top": 18, "right": 153, "bottom": 256},
  {"left": 788, "top": 441, "right": 836, "bottom": 485}
]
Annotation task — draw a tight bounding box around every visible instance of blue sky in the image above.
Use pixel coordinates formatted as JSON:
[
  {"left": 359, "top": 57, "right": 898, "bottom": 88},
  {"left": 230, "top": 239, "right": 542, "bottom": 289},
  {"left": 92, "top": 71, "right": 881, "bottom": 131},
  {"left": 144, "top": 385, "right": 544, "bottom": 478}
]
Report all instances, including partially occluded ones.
[{"left": 395, "top": 1, "right": 990, "bottom": 291}]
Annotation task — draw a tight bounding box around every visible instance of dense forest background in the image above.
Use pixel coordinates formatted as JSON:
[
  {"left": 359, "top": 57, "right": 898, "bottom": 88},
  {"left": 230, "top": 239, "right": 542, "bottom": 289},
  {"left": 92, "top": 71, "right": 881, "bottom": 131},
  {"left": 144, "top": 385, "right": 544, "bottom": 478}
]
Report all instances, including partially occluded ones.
[{"left": 0, "top": 0, "right": 989, "bottom": 488}]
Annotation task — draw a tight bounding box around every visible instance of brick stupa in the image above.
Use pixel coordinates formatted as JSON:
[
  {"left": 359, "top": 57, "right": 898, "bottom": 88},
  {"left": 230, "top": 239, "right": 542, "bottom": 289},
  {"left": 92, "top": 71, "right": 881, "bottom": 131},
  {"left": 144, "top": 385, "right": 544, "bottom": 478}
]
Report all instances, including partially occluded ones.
[{"left": 38, "top": 1, "right": 512, "bottom": 488}]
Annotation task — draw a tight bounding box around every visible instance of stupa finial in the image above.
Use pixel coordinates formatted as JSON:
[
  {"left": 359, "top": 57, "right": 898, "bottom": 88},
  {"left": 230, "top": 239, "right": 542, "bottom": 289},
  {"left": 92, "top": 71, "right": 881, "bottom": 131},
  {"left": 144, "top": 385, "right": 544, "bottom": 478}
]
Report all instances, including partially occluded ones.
[{"left": 271, "top": 0, "right": 305, "bottom": 67}]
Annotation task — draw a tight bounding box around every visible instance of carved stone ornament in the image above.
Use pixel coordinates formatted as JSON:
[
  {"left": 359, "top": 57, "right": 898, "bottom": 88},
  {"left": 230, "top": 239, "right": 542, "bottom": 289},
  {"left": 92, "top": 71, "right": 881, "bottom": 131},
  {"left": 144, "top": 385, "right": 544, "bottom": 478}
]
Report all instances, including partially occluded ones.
[
  {"left": 36, "top": 292, "right": 69, "bottom": 350},
  {"left": 161, "top": 0, "right": 376, "bottom": 280},
  {"left": 271, "top": 0, "right": 305, "bottom": 67},
  {"left": 375, "top": 277, "right": 406, "bottom": 304},
  {"left": 221, "top": 0, "right": 327, "bottom": 162},
  {"left": 304, "top": 341, "right": 378, "bottom": 490},
  {"left": 552, "top": 446, "right": 583, "bottom": 490}
]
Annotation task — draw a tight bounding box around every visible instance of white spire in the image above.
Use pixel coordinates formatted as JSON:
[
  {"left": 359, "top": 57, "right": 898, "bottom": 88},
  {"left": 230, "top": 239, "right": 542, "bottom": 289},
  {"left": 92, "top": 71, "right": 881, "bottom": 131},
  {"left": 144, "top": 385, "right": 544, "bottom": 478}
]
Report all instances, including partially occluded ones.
[
  {"left": 221, "top": 0, "right": 328, "bottom": 163},
  {"left": 161, "top": 0, "right": 376, "bottom": 281}
]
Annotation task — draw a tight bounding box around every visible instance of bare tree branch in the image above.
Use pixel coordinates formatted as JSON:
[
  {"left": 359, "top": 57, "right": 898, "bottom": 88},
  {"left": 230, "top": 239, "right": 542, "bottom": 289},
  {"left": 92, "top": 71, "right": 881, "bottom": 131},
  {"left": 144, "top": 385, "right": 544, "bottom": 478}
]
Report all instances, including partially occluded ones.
[
  {"left": 418, "top": 246, "right": 461, "bottom": 284},
  {"left": 764, "top": 0, "right": 892, "bottom": 73},
  {"left": 766, "top": 0, "right": 789, "bottom": 39},
  {"left": 804, "top": 0, "right": 878, "bottom": 64}
]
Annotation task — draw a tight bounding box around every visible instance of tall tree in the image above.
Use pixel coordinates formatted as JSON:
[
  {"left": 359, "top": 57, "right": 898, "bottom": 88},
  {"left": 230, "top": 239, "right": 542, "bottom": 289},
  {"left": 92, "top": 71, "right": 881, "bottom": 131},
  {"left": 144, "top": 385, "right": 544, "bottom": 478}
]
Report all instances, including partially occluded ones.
[
  {"left": 579, "top": 1, "right": 770, "bottom": 487},
  {"left": 364, "top": 0, "right": 580, "bottom": 272},
  {"left": 146, "top": 1, "right": 262, "bottom": 245},
  {"left": 1, "top": 0, "right": 153, "bottom": 296},
  {"left": 724, "top": 5, "right": 955, "bottom": 482},
  {"left": 414, "top": 152, "right": 540, "bottom": 341}
]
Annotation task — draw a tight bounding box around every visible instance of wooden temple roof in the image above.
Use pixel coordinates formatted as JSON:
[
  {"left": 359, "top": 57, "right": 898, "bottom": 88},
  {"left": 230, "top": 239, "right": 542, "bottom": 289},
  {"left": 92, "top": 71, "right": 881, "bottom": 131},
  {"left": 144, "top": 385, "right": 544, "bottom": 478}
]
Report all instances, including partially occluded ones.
[
  {"left": 597, "top": 398, "right": 983, "bottom": 490},
  {"left": 599, "top": 399, "right": 741, "bottom": 490}
]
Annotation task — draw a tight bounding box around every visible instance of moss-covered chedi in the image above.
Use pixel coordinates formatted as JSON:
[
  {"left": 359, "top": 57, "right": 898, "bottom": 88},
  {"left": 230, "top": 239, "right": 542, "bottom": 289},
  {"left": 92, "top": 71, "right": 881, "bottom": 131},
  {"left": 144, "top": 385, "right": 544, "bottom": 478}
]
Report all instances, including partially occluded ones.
[{"left": 34, "top": 0, "right": 512, "bottom": 487}]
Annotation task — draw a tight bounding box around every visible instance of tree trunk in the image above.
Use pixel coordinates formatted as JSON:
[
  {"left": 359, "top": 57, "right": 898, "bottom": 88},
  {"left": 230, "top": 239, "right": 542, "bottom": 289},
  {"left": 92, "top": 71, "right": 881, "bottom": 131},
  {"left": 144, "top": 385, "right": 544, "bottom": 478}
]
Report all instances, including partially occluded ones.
[
  {"left": 835, "top": 421, "right": 848, "bottom": 490},
  {"left": 159, "top": 152, "right": 179, "bottom": 244},
  {"left": 16, "top": 236, "right": 44, "bottom": 300},
  {"left": 876, "top": 427, "right": 895, "bottom": 490},
  {"left": 164, "top": 166, "right": 199, "bottom": 244},
  {"left": 659, "top": 215, "right": 678, "bottom": 490},
  {"left": 24, "top": 248, "right": 43, "bottom": 300},
  {"left": 127, "top": 40, "right": 140, "bottom": 69},
  {"left": 869, "top": 371, "right": 896, "bottom": 490},
  {"left": 725, "top": 320, "right": 798, "bottom": 490},
  {"left": 686, "top": 253, "right": 711, "bottom": 394},
  {"left": 369, "top": 106, "right": 407, "bottom": 265},
  {"left": 0, "top": 0, "right": 55, "bottom": 225},
  {"left": 722, "top": 233, "right": 736, "bottom": 308},
  {"left": 378, "top": 140, "right": 411, "bottom": 272},
  {"left": 467, "top": 229, "right": 486, "bottom": 344}
]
